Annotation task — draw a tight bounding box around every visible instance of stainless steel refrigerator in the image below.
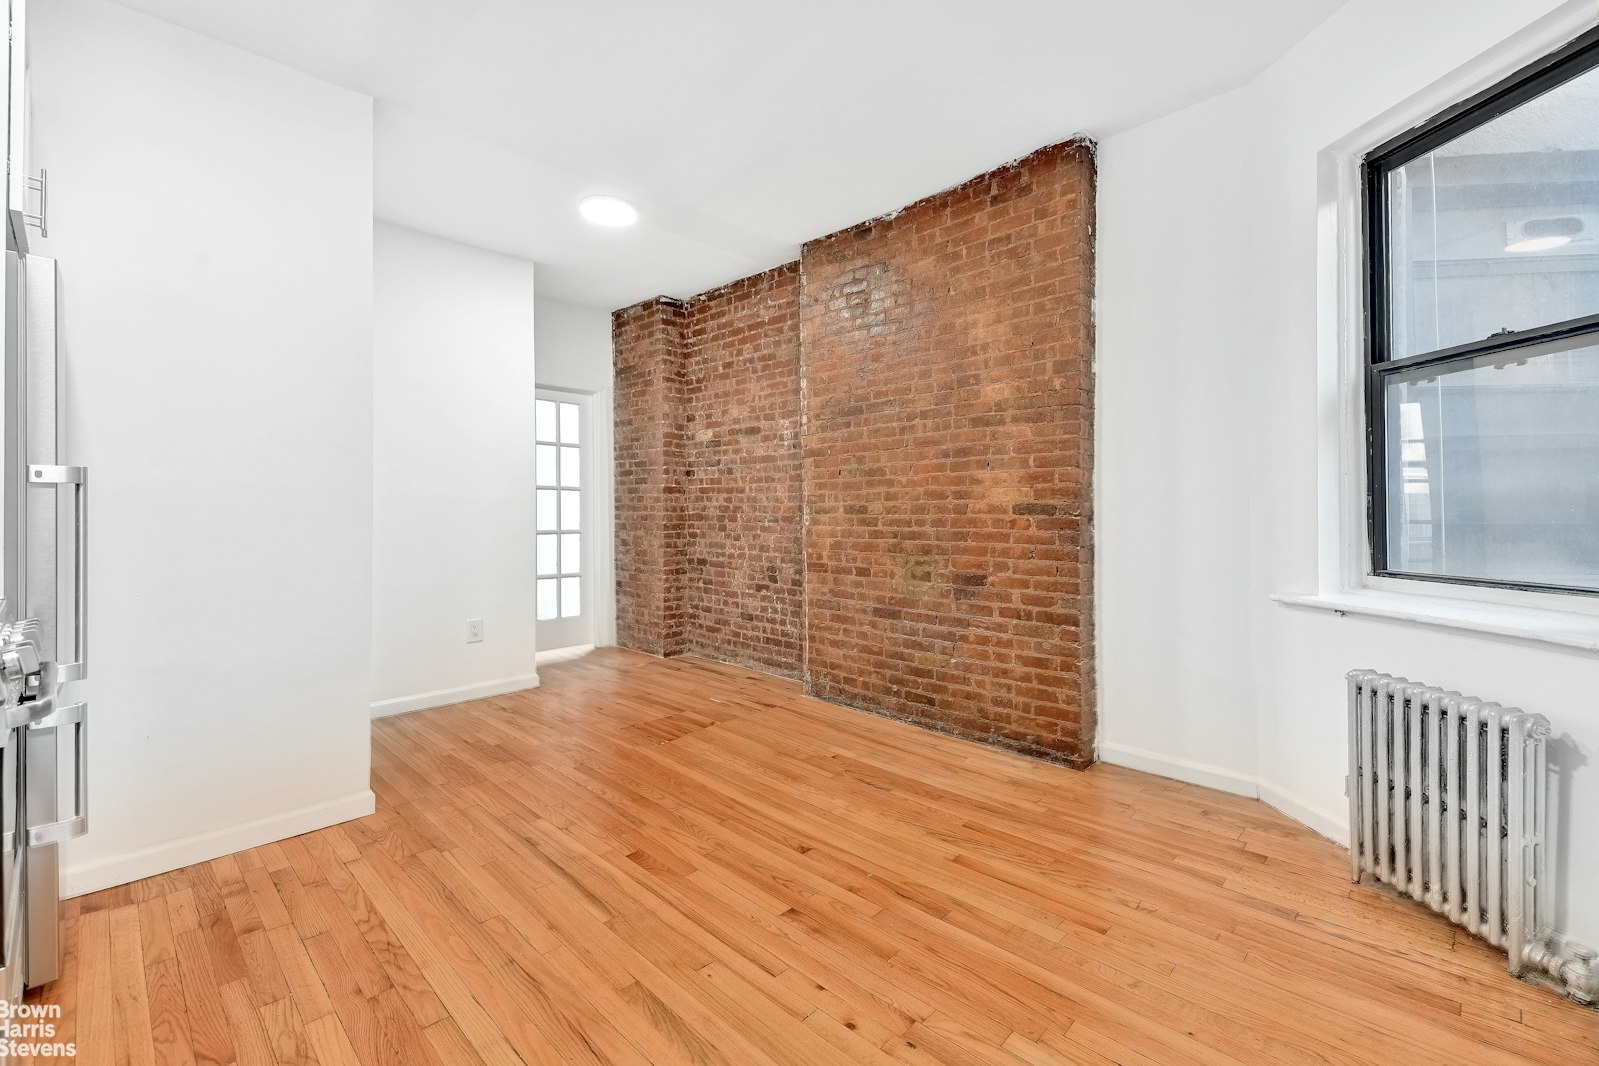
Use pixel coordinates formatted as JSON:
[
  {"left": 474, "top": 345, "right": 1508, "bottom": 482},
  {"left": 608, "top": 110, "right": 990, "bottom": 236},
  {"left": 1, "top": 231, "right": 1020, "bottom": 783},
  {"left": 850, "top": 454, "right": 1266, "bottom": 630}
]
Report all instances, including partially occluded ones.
[{"left": 0, "top": 249, "right": 87, "bottom": 1002}]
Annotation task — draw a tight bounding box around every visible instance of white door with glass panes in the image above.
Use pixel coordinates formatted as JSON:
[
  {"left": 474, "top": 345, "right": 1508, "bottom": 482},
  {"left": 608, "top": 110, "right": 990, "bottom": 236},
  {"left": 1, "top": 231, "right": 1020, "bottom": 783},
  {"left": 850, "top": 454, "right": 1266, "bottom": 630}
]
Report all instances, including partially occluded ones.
[{"left": 535, "top": 390, "right": 593, "bottom": 650}]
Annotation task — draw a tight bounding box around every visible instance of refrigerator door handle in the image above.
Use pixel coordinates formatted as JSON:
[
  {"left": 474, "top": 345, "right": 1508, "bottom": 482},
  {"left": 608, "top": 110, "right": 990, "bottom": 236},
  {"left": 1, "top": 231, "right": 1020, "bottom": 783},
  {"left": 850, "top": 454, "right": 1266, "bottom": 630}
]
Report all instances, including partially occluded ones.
[
  {"left": 27, "top": 465, "right": 85, "bottom": 684},
  {"left": 25, "top": 700, "right": 85, "bottom": 846},
  {"left": 3, "top": 694, "right": 54, "bottom": 732}
]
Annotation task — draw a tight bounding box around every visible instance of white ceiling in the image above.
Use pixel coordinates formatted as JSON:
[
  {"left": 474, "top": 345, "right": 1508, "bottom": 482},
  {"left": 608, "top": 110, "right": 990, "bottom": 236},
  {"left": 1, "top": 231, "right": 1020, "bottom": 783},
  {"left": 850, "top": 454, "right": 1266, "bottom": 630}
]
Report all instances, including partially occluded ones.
[{"left": 109, "top": 0, "right": 1347, "bottom": 309}]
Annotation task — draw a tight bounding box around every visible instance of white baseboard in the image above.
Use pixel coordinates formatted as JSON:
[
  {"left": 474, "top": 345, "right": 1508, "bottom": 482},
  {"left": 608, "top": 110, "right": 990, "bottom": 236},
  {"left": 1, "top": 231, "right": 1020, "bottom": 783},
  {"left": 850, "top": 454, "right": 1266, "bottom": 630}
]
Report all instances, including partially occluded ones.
[
  {"left": 535, "top": 643, "right": 594, "bottom": 665},
  {"left": 1257, "top": 782, "right": 1347, "bottom": 844},
  {"left": 1099, "top": 742, "right": 1259, "bottom": 798},
  {"left": 61, "top": 789, "right": 376, "bottom": 898},
  {"left": 370, "top": 672, "right": 540, "bottom": 719},
  {"left": 1100, "top": 742, "right": 1348, "bottom": 844}
]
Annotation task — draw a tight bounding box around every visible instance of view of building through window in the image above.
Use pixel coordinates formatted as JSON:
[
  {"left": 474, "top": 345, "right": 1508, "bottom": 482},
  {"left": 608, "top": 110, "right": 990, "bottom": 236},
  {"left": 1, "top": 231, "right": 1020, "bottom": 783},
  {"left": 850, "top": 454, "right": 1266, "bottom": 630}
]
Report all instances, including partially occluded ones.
[{"left": 1374, "top": 43, "right": 1599, "bottom": 591}]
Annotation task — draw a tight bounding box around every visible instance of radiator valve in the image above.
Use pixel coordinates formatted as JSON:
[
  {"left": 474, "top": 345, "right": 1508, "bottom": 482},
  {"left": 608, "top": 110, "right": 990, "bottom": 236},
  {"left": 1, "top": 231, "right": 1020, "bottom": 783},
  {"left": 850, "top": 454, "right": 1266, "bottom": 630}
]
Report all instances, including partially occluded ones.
[
  {"left": 1527, "top": 940, "right": 1599, "bottom": 1004},
  {"left": 1565, "top": 944, "right": 1599, "bottom": 1005}
]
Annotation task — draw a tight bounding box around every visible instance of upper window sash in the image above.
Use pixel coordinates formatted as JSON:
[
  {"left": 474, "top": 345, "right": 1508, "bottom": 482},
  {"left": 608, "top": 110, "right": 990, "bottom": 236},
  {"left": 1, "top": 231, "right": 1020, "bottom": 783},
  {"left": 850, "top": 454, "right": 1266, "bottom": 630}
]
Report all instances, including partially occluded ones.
[{"left": 1364, "top": 26, "right": 1599, "bottom": 367}]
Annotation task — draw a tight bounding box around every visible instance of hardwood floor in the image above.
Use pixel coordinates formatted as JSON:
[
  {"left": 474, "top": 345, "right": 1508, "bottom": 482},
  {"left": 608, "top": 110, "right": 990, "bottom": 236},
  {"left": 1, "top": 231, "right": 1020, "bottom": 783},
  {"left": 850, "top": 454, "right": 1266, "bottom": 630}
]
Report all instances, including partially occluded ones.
[{"left": 33, "top": 649, "right": 1599, "bottom": 1065}]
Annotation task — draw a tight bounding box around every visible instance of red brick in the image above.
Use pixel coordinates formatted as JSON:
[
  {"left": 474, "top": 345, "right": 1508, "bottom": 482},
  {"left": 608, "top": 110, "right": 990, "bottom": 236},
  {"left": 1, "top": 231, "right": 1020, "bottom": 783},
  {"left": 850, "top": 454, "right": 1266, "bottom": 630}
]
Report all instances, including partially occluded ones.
[
  {"left": 682, "top": 266, "right": 804, "bottom": 677},
  {"left": 612, "top": 139, "right": 1097, "bottom": 767},
  {"left": 612, "top": 267, "right": 805, "bottom": 677},
  {"left": 612, "top": 297, "right": 689, "bottom": 657}
]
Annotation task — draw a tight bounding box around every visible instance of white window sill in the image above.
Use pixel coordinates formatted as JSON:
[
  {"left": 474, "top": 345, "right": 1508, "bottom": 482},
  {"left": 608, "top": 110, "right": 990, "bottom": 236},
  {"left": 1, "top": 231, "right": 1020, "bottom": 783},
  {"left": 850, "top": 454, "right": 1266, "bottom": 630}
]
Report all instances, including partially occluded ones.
[{"left": 1270, "top": 589, "right": 1599, "bottom": 653}]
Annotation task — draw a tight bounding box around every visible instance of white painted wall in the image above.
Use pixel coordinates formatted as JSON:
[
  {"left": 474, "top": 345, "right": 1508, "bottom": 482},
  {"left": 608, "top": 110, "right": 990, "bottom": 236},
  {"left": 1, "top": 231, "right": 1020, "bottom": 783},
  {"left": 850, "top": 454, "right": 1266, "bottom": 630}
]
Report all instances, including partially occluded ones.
[
  {"left": 533, "top": 295, "right": 617, "bottom": 649},
  {"left": 1097, "top": 0, "right": 1599, "bottom": 947},
  {"left": 371, "top": 223, "right": 541, "bottom": 716},
  {"left": 1095, "top": 82, "right": 1265, "bottom": 795},
  {"left": 30, "top": 0, "right": 375, "bottom": 894}
]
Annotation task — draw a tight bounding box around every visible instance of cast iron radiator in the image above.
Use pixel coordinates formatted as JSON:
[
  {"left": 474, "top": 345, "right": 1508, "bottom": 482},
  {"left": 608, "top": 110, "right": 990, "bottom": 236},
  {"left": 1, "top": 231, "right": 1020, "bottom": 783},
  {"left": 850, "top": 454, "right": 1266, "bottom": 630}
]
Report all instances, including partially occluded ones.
[{"left": 1346, "top": 670, "right": 1596, "bottom": 1004}]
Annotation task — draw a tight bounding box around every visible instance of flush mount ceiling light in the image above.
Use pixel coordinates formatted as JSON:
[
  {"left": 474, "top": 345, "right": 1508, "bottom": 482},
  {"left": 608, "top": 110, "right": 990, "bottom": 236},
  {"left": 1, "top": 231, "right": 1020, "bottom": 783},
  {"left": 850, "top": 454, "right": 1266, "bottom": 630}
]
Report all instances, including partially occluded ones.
[
  {"left": 579, "top": 195, "right": 638, "bottom": 227},
  {"left": 1505, "top": 235, "right": 1573, "bottom": 253},
  {"left": 1505, "top": 216, "right": 1582, "bottom": 253}
]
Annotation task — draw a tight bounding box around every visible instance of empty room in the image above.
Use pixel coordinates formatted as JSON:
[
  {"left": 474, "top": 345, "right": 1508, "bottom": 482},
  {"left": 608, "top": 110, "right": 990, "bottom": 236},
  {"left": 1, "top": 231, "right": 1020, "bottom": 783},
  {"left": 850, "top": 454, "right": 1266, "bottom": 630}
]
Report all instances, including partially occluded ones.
[{"left": 0, "top": 0, "right": 1596, "bottom": 1062}]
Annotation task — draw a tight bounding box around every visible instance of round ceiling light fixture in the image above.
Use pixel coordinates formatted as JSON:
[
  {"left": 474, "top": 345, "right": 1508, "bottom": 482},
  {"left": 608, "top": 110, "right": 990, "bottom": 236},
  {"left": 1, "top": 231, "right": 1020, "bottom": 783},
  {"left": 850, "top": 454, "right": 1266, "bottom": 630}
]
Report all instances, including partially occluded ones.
[
  {"left": 579, "top": 195, "right": 638, "bottom": 227},
  {"left": 1505, "top": 216, "right": 1581, "bottom": 254},
  {"left": 1505, "top": 235, "right": 1573, "bottom": 254}
]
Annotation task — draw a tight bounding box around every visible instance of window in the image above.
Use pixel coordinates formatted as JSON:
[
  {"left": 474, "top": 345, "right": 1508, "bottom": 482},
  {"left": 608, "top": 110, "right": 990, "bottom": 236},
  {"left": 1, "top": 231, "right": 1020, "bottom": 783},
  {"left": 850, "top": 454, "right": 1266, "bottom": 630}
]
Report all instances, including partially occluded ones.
[{"left": 1365, "top": 29, "right": 1599, "bottom": 594}]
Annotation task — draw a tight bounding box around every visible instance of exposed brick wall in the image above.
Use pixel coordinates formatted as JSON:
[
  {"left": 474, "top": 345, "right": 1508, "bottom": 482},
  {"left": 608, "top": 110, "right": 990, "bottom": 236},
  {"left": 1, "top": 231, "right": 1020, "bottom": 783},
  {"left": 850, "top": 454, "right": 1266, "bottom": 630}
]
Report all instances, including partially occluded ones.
[
  {"left": 612, "top": 269, "right": 806, "bottom": 675},
  {"left": 682, "top": 266, "right": 805, "bottom": 677},
  {"left": 612, "top": 139, "right": 1096, "bottom": 766},
  {"left": 800, "top": 141, "right": 1096, "bottom": 766},
  {"left": 612, "top": 297, "right": 688, "bottom": 657}
]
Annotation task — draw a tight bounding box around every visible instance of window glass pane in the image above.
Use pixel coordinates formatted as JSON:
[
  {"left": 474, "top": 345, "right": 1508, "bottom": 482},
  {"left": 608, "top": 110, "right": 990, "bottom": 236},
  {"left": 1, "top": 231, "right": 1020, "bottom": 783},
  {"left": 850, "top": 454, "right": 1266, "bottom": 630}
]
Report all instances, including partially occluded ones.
[
  {"left": 535, "top": 399, "right": 558, "bottom": 442},
  {"left": 537, "top": 534, "right": 558, "bottom": 577},
  {"left": 561, "top": 489, "right": 581, "bottom": 531},
  {"left": 1385, "top": 62, "right": 1599, "bottom": 358},
  {"left": 536, "top": 445, "right": 558, "bottom": 486},
  {"left": 1384, "top": 338, "right": 1599, "bottom": 588},
  {"left": 561, "top": 533, "right": 581, "bottom": 575},
  {"left": 537, "top": 489, "right": 558, "bottom": 532},
  {"left": 561, "top": 576, "right": 581, "bottom": 618},
  {"left": 537, "top": 578, "right": 558, "bottom": 620},
  {"left": 560, "top": 446, "right": 581, "bottom": 488},
  {"left": 559, "top": 402, "right": 580, "bottom": 445}
]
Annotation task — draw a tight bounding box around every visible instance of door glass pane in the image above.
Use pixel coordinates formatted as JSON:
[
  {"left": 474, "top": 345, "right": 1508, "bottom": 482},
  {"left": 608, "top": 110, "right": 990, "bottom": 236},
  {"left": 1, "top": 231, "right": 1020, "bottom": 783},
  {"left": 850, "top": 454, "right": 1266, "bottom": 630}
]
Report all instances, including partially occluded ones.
[
  {"left": 537, "top": 534, "right": 558, "bottom": 577},
  {"left": 1385, "top": 62, "right": 1599, "bottom": 358},
  {"left": 536, "top": 445, "right": 558, "bottom": 486},
  {"left": 535, "top": 399, "right": 558, "bottom": 442},
  {"left": 536, "top": 393, "right": 587, "bottom": 637},
  {"left": 1384, "top": 337, "right": 1599, "bottom": 588}
]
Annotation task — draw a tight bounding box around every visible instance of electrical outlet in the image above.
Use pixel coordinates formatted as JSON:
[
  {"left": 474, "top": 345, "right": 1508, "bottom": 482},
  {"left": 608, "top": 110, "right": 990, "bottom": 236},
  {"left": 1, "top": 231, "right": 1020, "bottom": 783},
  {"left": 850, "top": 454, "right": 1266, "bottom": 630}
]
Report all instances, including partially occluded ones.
[{"left": 466, "top": 618, "right": 484, "bottom": 644}]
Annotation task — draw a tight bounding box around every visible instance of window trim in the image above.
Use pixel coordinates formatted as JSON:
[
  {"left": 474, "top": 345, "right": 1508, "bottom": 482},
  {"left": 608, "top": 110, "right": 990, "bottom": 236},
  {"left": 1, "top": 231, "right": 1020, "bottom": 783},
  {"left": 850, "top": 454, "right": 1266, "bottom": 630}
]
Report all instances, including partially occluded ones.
[{"left": 1360, "top": 26, "right": 1599, "bottom": 597}]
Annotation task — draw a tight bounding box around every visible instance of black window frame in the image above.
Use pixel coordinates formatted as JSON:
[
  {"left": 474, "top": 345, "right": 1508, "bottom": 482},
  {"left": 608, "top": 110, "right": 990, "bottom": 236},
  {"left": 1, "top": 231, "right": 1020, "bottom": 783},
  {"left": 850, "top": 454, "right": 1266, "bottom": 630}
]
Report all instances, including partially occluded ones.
[{"left": 1363, "top": 26, "right": 1599, "bottom": 596}]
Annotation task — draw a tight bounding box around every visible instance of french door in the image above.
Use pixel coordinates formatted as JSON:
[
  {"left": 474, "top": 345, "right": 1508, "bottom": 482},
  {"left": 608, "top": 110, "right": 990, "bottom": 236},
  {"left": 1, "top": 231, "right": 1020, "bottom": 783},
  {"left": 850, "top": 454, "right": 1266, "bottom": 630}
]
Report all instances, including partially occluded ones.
[{"left": 534, "top": 389, "right": 593, "bottom": 651}]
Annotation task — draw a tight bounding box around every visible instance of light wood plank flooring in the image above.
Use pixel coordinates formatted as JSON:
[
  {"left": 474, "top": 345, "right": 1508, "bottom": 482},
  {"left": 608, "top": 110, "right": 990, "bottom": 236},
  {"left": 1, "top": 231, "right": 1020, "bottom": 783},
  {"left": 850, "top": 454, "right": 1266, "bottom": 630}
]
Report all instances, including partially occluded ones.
[{"left": 33, "top": 649, "right": 1599, "bottom": 1064}]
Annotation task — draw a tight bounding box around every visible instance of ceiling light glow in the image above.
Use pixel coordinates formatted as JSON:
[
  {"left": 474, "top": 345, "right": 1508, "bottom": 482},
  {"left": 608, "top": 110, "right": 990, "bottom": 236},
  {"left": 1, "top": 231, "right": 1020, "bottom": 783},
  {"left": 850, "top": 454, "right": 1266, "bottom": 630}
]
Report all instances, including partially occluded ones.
[
  {"left": 579, "top": 195, "right": 638, "bottom": 227},
  {"left": 1504, "top": 235, "right": 1572, "bottom": 253}
]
